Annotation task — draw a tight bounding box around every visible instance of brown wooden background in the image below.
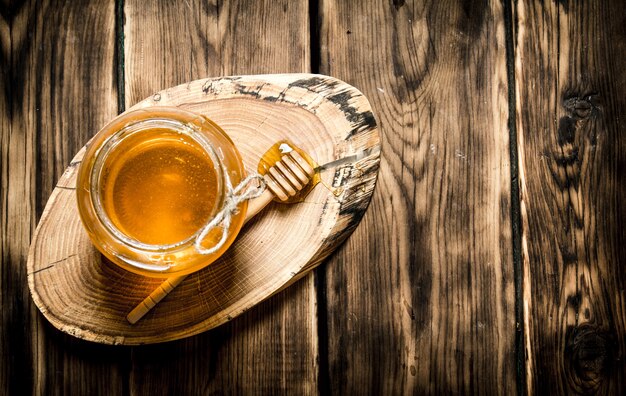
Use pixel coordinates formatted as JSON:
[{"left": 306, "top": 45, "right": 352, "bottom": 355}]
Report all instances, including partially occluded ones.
[{"left": 2, "top": 0, "right": 625, "bottom": 394}]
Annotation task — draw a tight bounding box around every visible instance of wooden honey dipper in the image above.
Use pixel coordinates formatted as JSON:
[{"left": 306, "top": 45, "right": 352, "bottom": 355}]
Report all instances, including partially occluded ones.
[{"left": 126, "top": 149, "right": 316, "bottom": 324}]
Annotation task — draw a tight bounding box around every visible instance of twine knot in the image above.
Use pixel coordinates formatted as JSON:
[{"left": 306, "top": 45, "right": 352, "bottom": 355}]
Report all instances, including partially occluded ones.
[{"left": 194, "top": 174, "right": 266, "bottom": 255}]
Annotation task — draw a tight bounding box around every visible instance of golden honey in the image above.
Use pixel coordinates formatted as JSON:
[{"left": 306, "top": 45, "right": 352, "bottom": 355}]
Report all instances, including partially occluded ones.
[
  {"left": 99, "top": 128, "right": 219, "bottom": 246},
  {"left": 76, "top": 107, "right": 247, "bottom": 278}
]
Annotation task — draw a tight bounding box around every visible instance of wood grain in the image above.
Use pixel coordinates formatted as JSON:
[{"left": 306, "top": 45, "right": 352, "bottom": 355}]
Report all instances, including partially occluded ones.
[
  {"left": 1, "top": 1, "right": 129, "bottom": 395},
  {"left": 5, "top": 0, "right": 625, "bottom": 393},
  {"left": 318, "top": 0, "right": 517, "bottom": 393},
  {"left": 515, "top": 1, "right": 626, "bottom": 394},
  {"left": 123, "top": 1, "right": 317, "bottom": 394}
]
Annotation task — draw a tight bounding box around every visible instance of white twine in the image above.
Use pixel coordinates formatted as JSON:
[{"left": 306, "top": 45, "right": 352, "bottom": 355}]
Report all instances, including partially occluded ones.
[{"left": 194, "top": 173, "right": 266, "bottom": 255}]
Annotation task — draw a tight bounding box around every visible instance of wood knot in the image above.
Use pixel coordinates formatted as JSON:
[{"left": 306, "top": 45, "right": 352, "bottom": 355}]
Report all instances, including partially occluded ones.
[
  {"left": 565, "top": 323, "right": 616, "bottom": 394},
  {"left": 562, "top": 93, "right": 600, "bottom": 120},
  {"left": 392, "top": 0, "right": 406, "bottom": 11},
  {"left": 566, "top": 292, "right": 582, "bottom": 313},
  {"left": 557, "top": 116, "right": 577, "bottom": 146},
  {"left": 557, "top": 93, "right": 601, "bottom": 146}
]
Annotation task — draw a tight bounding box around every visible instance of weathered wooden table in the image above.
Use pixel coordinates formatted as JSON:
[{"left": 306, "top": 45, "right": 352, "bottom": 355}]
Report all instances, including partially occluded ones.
[{"left": 2, "top": 1, "right": 624, "bottom": 394}]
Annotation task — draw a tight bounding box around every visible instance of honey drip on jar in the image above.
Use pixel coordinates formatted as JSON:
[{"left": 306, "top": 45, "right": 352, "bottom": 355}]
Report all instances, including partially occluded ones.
[
  {"left": 257, "top": 140, "right": 321, "bottom": 203},
  {"left": 99, "top": 128, "right": 220, "bottom": 246}
]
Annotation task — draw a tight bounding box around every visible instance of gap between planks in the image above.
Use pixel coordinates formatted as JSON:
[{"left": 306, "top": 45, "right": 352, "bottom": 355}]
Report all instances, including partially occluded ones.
[{"left": 503, "top": 0, "right": 526, "bottom": 395}]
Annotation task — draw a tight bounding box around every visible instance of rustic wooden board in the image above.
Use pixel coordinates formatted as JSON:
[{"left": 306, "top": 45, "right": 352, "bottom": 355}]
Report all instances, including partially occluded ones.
[
  {"left": 27, "top": 73, "right": 380, "bottom": 346},
  {"left": 1, "top": 1, "right": 132, "bottom": 395},
  {"left": 318, "top": 0, "right": 517, "bottom": 393},
  {"left": 515, "top": 1, "right": 626, "bottom": 394}
]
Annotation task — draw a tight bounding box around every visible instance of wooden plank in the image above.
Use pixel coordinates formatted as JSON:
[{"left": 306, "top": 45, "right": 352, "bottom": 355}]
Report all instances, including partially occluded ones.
[
  {"left": 0, "top": 3, "right": 28, "bottom": 394},
  {"left": 515, "top": 1, "right": 626, "bottom": 394},
  {"left": 319, "top": 0, "right": 516, "bottom": 393},
  {"left": 1, "top": 0, "right": 129, "bottom": 394},
  {"left": 123, "top": 1, "right": 318, "bottom": 394}
]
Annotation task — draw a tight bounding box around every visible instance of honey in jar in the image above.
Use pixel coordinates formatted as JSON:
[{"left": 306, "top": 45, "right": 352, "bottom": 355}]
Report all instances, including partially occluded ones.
[
  {"left": 76, "top": 107, "right": 248, "bottom": 278},
  {"left": 99, "top": 128, "right": 219, "bottom": 246}
]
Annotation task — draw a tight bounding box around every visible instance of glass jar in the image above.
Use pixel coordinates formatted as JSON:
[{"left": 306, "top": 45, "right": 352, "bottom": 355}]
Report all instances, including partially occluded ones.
[{"left": 76, "top": 107, "right": 248, "bottom": 278}]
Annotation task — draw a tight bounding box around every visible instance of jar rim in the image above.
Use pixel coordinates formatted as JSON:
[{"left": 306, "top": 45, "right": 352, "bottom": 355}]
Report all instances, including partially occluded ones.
[{"left": 89, "top": 116, "right": 226, "bottom": 252}]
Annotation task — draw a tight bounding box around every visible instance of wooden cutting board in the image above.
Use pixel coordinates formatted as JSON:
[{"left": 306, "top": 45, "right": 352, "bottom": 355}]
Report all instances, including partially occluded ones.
[{"left": 27, "top": 74, "right": 380, "bottom": 345}]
